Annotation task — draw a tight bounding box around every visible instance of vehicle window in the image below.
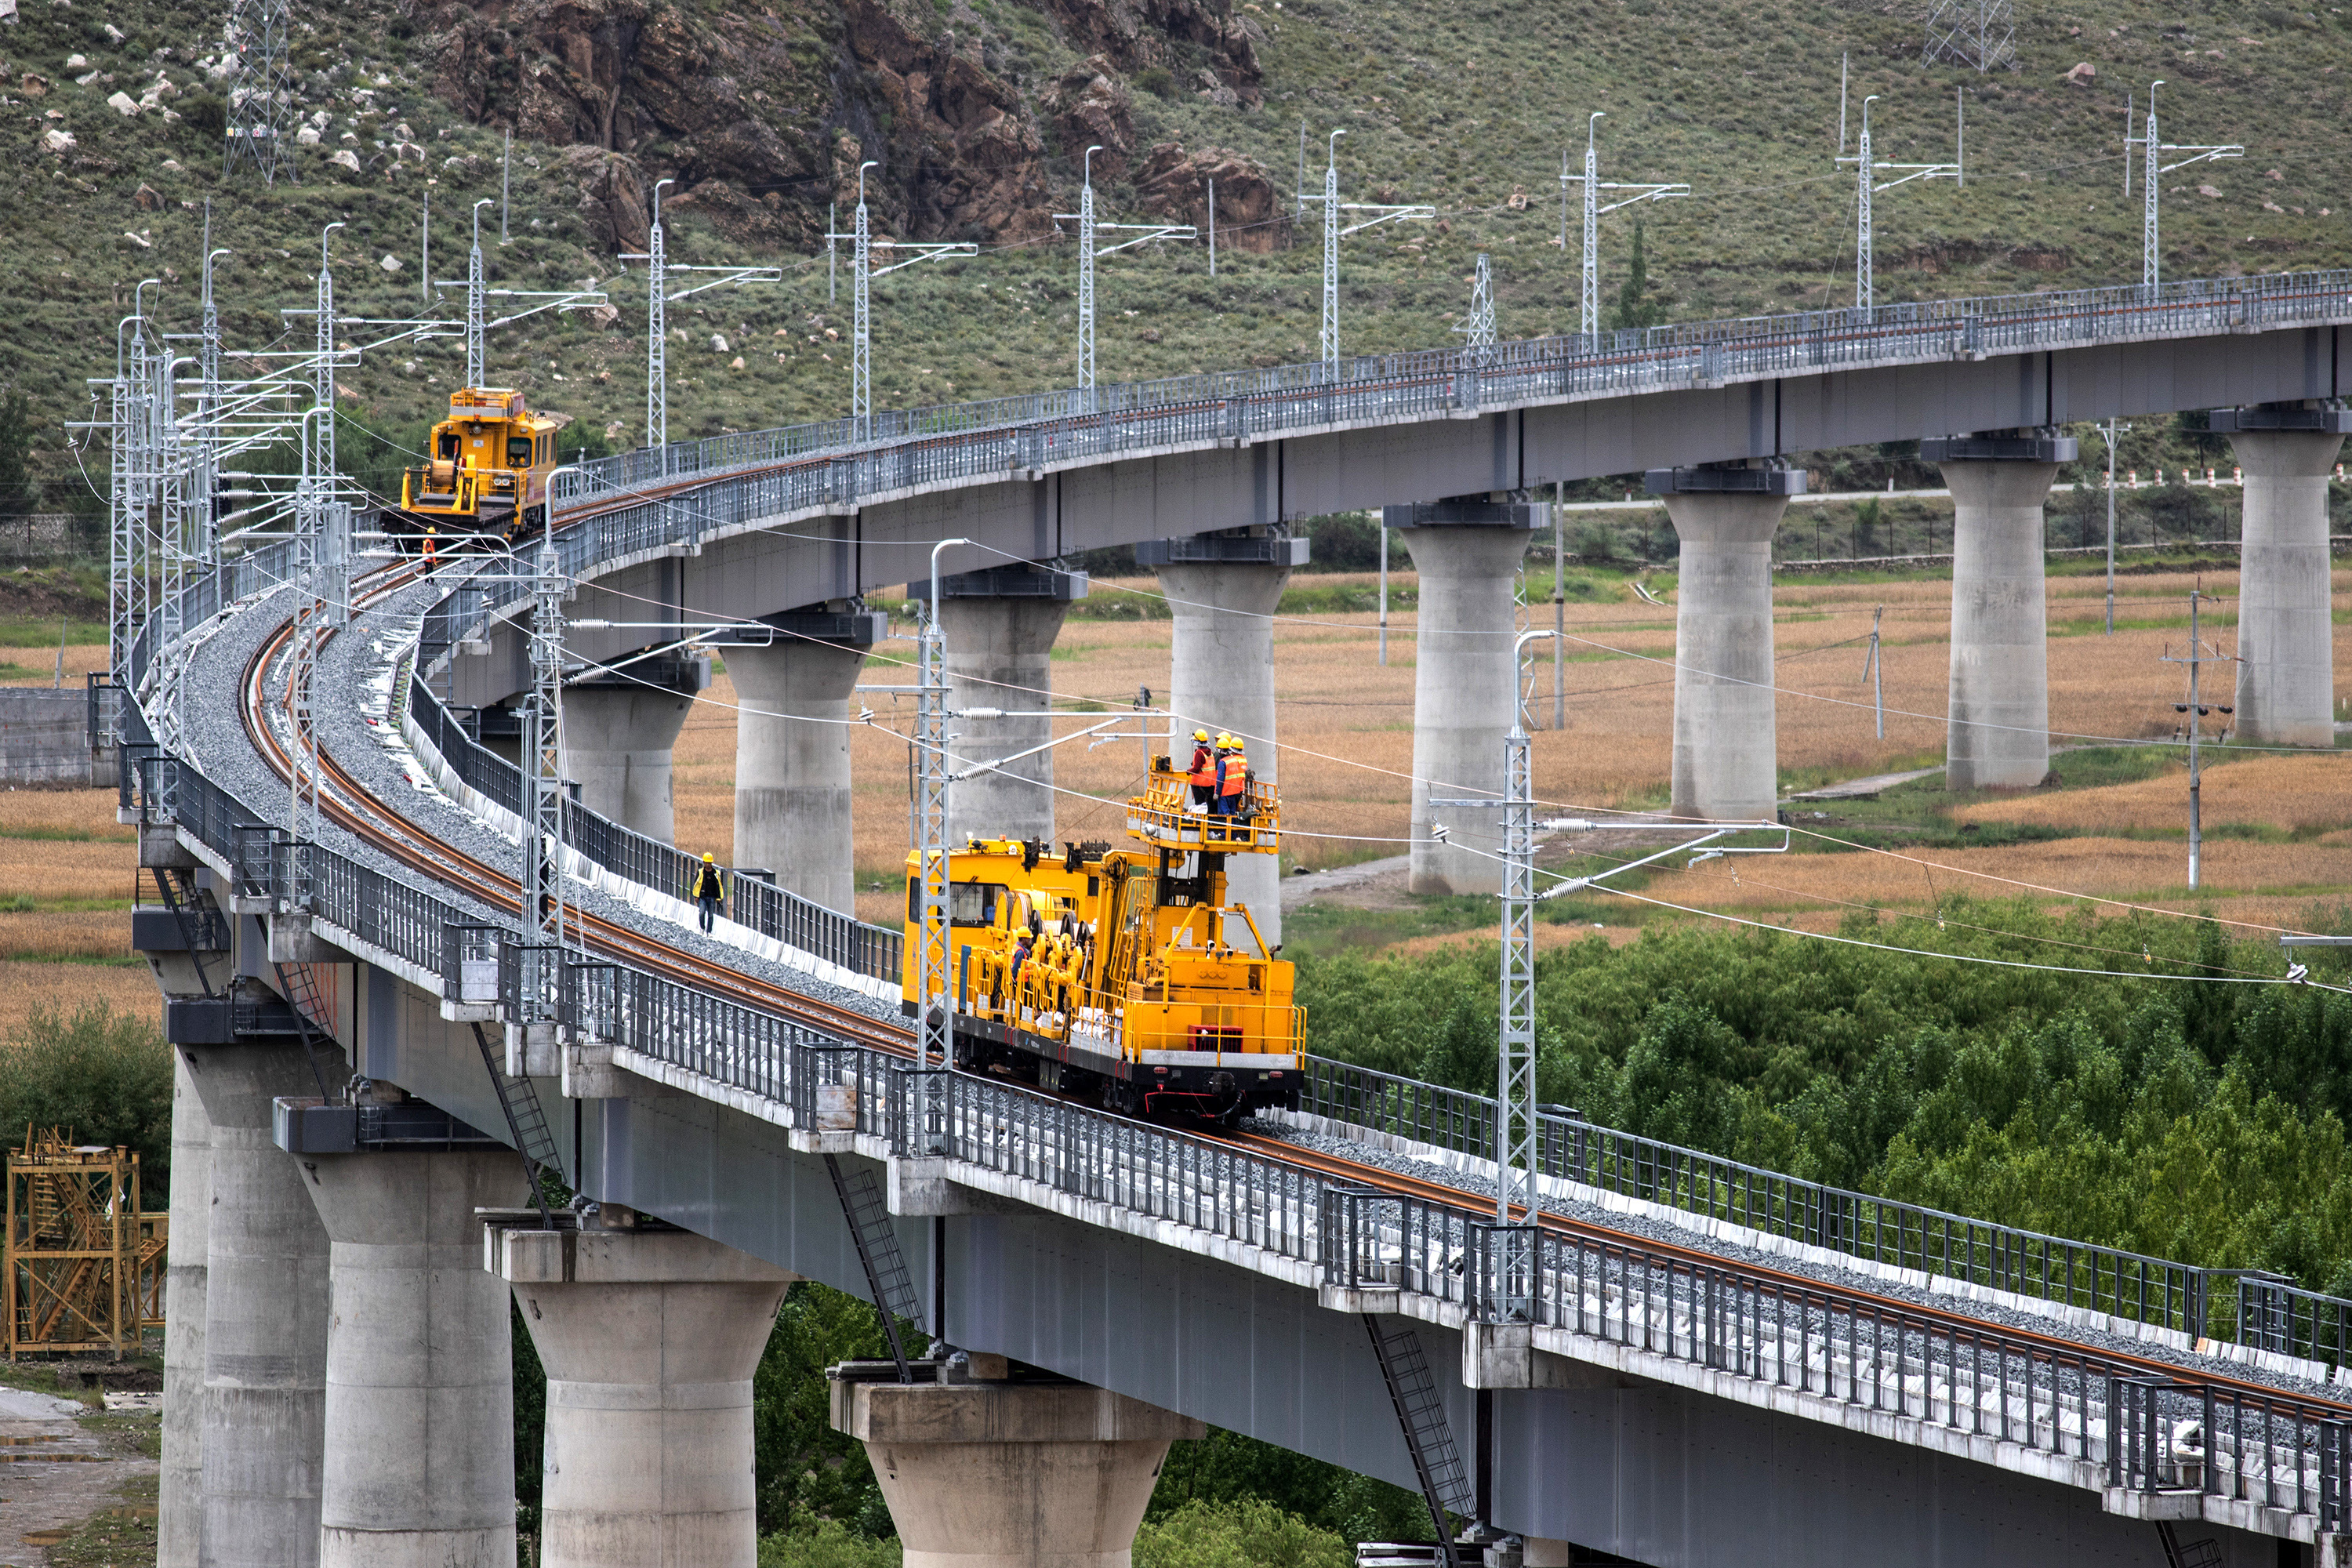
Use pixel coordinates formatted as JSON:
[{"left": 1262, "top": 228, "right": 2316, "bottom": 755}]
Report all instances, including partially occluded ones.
[
  {"left": 950, "top": 883, "right": 1004, "bottom": 927},
  {"left": 437, "top": 433, "right": 459, "bottom": 459},
  {"left": 506, "top": 437, "right": 535, "bottom": 468}
]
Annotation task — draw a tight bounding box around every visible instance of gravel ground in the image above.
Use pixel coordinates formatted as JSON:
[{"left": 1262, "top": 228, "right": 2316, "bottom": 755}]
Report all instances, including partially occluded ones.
[{"left": 1247, "top": 1118, "right": 2346, "bottom": 1407}]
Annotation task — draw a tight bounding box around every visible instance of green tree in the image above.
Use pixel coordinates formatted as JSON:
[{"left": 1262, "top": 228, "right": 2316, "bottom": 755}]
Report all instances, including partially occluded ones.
[
  {"left": 1606, "top": 221, "right": 1671, "bottom": 331},
  {"left": 1134, "top": 1499, "right": 1354, "bottom": 1568},
  {"left": 0, "top": 1001, "right": 174, "bottom": 1199}
]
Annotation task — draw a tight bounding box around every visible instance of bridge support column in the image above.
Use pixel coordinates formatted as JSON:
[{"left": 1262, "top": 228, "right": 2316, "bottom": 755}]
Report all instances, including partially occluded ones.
[
  {"left": 561, "top": 665, "right": 706, "bottom": 846},
  {"left": 2215, "top": 405, "right": 2350, "bottom": 746},
  {"left": 488, "top": 1218, "right": 796, "bottom": 1567},
  {"left": 1391, "top": 503, "right": 1541, "bottom": 895},
  {"left": 911, "top": 564, "right": 1089, "bottom": 847},
  {"left": 830, "top": 1360, "right": 1205, "bottom": 1568},
  {"left": 178, "top": 1029, "right": 343, "bottom": 1568},
  {"left": 727, "top": 607, "right": 888, "bottom": 916},
  {"left": 1927, "top": 431, "right": 2075, "bottom": 791},
  {"left": 1138, "top": 531, "right": 1309, "bottom": 950},
  {"left": 278, "top": 1102, "right": 524, "bottom": 1568},
  {"left": 158, "top": 1051, "right": 212, "bottom": 1568},
  {"left": 1649, "top": 465, "right": 1804, "bottom": 823}
]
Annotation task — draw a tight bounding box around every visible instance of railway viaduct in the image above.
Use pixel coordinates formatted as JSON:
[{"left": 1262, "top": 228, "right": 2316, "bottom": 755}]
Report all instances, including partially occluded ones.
[{"left": 126, "top": 271, "right": 2352, "bottom": 1568}]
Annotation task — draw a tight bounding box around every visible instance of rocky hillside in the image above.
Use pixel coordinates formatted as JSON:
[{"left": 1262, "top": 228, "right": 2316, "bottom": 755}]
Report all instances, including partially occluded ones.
[{"left": 3, "top": 0, "right": 2351, "bottom": 508}]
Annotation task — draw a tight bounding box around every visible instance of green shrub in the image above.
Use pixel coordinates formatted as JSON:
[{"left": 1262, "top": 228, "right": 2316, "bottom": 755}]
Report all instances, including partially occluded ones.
[
  {"left": 0, "top": 1000, "right": 174, "bottom": 1200},
  {"left": 1134, "top": 1498, "right": 1352, "bottom": 1568},
  {"left": 758, "top": 1520, "right": 903, "bottom": 1568}
]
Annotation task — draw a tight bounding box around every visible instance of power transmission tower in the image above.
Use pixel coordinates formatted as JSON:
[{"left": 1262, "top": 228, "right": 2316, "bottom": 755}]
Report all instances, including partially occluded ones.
[
  {"left": 1454, "top": 254, "right": 1497, "bottom": 357},
  {"left": 1923, "top": 0, "right": 2016, "bottom": 72},
  {"left": 1562, "top": 114, "right": 1686, "bottom": 340},
  {"left": 220, "top": 0, "right": 296, "bottom": 183},
  {"left": 1838, "top": 93, "right": 1962, "bottom": 310},
  {"left": 1305, "top": 130, "right": 1431, "bottom": 375},
  {"left": 619, "top": 179, "right": 779, "bottom": 466},
  {"left": 1054, "top": 147, "right": 1193, "bottom": 406},
  {"left": 824, "top": 164, "right": 974, "bottom": 441},
  {"left": 912, "top": 538, "right": 973, "bottom": 1152},
  {"left": 2125, "top": 82, "right": 2241, "bottom": 295}
]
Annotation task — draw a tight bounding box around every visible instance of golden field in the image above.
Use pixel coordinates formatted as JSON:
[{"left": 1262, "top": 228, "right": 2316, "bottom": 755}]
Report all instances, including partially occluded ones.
[
  {"left": 656, "top": 562, "right": 2352, "bottom": 930},
  {"left": 0, "top": 960, "right": 154, "bottom": 1042}
]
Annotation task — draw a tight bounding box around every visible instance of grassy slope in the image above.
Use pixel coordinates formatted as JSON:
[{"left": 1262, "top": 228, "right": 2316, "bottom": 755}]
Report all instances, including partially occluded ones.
[{"left": 2, "top": 0, "right": 2350, "bottom": 501}]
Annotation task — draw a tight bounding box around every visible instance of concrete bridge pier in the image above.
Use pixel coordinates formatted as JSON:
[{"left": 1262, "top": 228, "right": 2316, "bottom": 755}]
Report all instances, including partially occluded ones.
[
  {"left": 1138, "top": 529, "right": 1309, "bottom": 950},
  {"left": 1648, "top": 464, "right": 1805, "bottom": 823},
  {"left": 158, "top": 1051, "right": 213, "bottom": 1568},
  {"left": 1926, "top": 431, "right": 2076, "bottom": 790},
  {"left": 1389, "top": 502, "right": 1541, "bottom": 895},
  {"left": 2213, "top": 404, "right": 2350, "bottom": 746},
  {"left": 175, "top": 1023, "right": 344, "bottom": 1568},
  {"left": 726, "top": 605, "right": 889, "bottom": 915},
  {"left": 561, "top": 656, "right": 709, "bottom": 846},
  {"left": 830, "top": 1359, "right": 1204, "bottom": 1568},
  {"left": 278, "top": 1100, "right": 524, "bottom": 1568},
  {"left": 909, "top": 564, "right": 1089, "bottom": 847},
  {"left": 488, "top": 1216, "right": 796, "bottom": 1567}
]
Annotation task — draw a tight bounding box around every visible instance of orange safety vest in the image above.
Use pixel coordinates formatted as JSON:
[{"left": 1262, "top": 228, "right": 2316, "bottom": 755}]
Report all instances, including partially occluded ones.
[
  {"left": 1189, "top": 744, "right": 1217, "bottom": 786},
  {"left": 1218, "top": 751, "right": 1247, "bottom": 798}
]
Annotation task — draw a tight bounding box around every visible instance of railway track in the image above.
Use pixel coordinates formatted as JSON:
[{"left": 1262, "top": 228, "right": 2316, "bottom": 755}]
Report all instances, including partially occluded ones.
[{"left": 232, "top": 531, "right": 2352, "bottom": 1431}]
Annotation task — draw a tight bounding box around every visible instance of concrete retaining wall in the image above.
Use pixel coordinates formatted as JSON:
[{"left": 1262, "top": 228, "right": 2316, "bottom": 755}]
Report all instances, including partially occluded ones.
[{"left": 0, "top": 688, "right": 114, "bottom": 787}]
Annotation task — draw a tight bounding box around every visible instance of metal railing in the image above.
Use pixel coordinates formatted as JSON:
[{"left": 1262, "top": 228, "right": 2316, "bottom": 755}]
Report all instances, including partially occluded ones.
[
  {"left": 539, "top": 268, "right": 2352, "bottom": 545},
  {"left": 1301, "top": 1057, "right": 2295, "bottom": 1348},
  {"left": 2111, "top": 1377, "right": 2352, "bottom": 1526}
]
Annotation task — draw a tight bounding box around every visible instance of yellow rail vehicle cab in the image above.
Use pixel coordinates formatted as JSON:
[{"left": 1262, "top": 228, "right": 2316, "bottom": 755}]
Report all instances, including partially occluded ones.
[
  {"left": 901, "top": 760, "right": 1300, "bottom": 1122},
  {"left": 397, "top": 387, "right": 562, "bottom": 544}
]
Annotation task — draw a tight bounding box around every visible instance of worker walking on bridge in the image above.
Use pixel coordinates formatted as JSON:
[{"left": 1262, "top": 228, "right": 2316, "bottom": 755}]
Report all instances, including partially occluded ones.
[{"left": 690, "top": 852, "right": 726, "bottom": 935}]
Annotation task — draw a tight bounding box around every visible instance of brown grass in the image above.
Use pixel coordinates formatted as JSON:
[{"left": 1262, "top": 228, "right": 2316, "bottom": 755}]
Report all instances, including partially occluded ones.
[
  {"left": 0, "top": 837, "right": 139, "bottom": 904},
  {"left": 0, "top": 643, "right": 107, "bottom": 688},
  {"left": 1960, "top": 753, "right": 2352, "bottom": 834},
  {"left": 0, "top": 912, "right": 134, "bottom": 961},
  {"left": 0, "top": 789, "right": 134, "bottom": 843},
  {"left": 0, "top": 960, "right": 157, "bottom": 1043},
  {"left": 654, "top": 563, "right": 2352, "bottom": 931}
]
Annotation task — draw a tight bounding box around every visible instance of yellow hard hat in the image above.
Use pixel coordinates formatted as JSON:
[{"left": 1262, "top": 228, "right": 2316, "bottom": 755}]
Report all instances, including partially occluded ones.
[
  {"left": 1215, "top": 732, "right": 1234, "bottom": 747},
  {"left": 1193, "top": 728, "right": 1209, "bottom": 742},
  {"left": 702, "top": 852, "right": 715, "bottom": 862}
]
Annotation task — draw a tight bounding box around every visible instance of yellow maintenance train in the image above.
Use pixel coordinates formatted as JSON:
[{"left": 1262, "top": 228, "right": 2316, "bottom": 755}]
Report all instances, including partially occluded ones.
[
  {"left": 902, "top": 758, "right": 1299, "bottom": 1123},
  {"left": 394, "top": 387, "right": 563, "bottom": 546}
]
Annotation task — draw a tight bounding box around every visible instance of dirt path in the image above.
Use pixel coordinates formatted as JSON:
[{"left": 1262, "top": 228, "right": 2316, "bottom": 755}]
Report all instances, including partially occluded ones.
[{"left": 0, "top": 1388, "right": 152, "bottom": 1567}]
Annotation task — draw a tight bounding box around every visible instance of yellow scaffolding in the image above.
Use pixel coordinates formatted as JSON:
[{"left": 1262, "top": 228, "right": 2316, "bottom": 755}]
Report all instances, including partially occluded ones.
[{"left": 4, "top": 1129, "right": 168, "bottom": 1360}]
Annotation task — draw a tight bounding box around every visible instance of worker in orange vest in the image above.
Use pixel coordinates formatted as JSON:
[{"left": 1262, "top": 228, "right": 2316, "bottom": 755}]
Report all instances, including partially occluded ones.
[
  {"left": 421, "top": 526, "right": 439, "bottom": 568},
  {"left": 1185, "top": 728, "right": 1216, "bottom": 813},
  {"left": 1213, "top": 735, "right": 1247, "bottom": 820}
]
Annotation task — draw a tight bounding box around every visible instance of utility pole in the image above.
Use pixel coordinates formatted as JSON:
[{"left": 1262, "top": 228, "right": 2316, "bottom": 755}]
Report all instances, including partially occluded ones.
[
  {"left": 500, "top": 129, "right": 511, "bottom": 243},
  {"left": 913, "top": 538, "right": 974, "bottom": 1148},
  {"left": 1377, "top": 517, "right": 1388, "bottom": 666},
  {"left": 1563, "top": 114, "right": 1686, "bottom": 339},
  {"left": 1838, "top": 53, "right": 1849, "bottom": 154},
  {"left": 828, "top": 201, "right": 837, "bottom": 303},
  {"left": 826, "top": 164, "right": 975, "bottom": 441},
  {"left": 421, "top": 191, "right": 430, "bottom": 304},
  {"left": 647, "top": 179, "right": 670, "bottom": 463},
  {"left": 2127, "top": 82, "right": 2241, "bottom": 295},
  {"left": 1838, "top": 95, "right": 1961, "bottom": 311},
  {"left": 1056, "top": 147, "right": 1194, "bottom": 405},
  {"left": 1306, "top": 130, "right": 1432, "bottom": 375},
  {"left": 2163, "top": 586, "right": 2234, "bottom": 891},
  {"left": 1861, "top": 604, "right": 1885, "bottom": 738},
  {"left": 221, "top": 0, "right": 296, "bottom": 185},
  {"left": 466, "top": 199, "right": 489, "bottom": 387},
  {"left": 1207, "top": 177, "right": 1218, "bottom": 278},
  {"left": 1552, "top": 481, "right": 1566, "bottom": 732},
  {"left": 2105, "top": 417, "right": 2121, "bottom": 633}
]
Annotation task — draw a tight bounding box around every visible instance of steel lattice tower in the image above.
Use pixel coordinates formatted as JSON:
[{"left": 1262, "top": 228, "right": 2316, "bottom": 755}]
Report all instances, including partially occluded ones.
[
  {"left": 1459, "top": 254, "right": 1496, "bottom": 357},
  {"left": 221, "top": 0, "right": 297, "bottom": 183},
  {"left": 1923, "top": 0, "right": 2016, "bottom": 72},
  {"left": 646, "top": 180, "right": 670, "bottom": 466},
  {"left": 1318, "top": 132, "right": 1343, "bottom": 374}
]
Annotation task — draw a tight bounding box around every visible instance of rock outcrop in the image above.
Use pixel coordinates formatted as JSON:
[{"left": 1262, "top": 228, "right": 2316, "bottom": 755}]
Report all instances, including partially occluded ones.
[
  {"left": 1132, "top": 141, "right": 1287, "bottom": 251},
  {"left": 1039, "top": 0, "right": 1261, "bottom": 107},
  {"left": 1038, "top": 55, "right": 1134, "bottom": 180}
]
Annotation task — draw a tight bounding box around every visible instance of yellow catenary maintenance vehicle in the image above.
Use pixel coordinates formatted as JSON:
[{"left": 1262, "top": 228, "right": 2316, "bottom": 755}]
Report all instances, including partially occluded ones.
[
  {"left": 902, "top": 757, "right": 1299, "bottom": 1123},
  {"left": 395, "top": 387, "right": 562, "bottom": 545}
]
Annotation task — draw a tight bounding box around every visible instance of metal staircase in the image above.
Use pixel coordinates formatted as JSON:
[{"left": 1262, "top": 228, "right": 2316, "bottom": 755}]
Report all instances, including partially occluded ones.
[
  {"left": 270, "top": 961, "right": 339, "bottom": 1098},
  {"left": 470, "top": 1023, "right": 561, "bottom": 1225},
  {"left": 150, "top": 866, "right": 217, "bottom": 997},
  {"left": 825, "top": 1153, "right": 926, "bottom": 1381},
  {"left": 1364, "top": 1316, "right": 1474, "bottom": 1567}
]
